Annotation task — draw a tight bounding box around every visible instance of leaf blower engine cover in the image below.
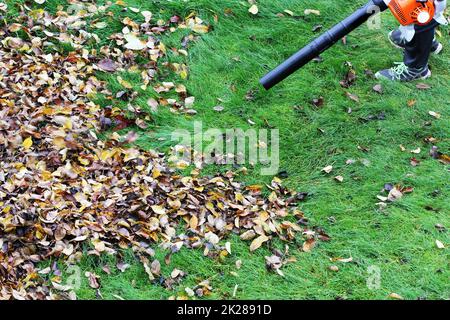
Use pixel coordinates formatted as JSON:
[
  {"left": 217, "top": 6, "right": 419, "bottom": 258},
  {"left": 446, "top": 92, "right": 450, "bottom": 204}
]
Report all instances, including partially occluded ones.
[{"left": 388, "top": 0, "right": 436, "bottom": 25}]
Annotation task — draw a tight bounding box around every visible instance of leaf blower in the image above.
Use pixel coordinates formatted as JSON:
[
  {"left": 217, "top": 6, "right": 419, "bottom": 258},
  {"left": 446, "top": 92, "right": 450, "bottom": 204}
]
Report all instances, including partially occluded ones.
[{"left": 260, "top": 0, "right": 437, "bottom": 90}]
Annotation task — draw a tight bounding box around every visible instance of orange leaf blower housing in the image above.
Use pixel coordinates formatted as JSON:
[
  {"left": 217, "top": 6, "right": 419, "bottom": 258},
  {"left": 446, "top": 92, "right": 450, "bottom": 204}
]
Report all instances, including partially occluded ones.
[{"left": 388, "top": 0, "right": 436, "bottom": 25}]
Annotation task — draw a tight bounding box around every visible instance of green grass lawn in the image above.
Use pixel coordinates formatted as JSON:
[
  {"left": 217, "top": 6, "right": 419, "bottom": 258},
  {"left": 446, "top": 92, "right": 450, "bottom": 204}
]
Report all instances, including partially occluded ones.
[{"left": 5, "top": 0, "right": 449, "bottom": 300}]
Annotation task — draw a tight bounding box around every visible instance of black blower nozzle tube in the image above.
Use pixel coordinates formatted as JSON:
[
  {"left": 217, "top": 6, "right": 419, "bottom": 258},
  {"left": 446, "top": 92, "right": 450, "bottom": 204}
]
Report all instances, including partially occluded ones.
[{"left": 260, "top": 0, "right": 388, "bottom": 90}]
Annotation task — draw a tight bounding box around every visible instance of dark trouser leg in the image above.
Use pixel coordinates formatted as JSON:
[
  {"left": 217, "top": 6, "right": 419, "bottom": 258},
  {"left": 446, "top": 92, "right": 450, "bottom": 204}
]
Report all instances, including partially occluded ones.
[{"left": 403, "top": 21, "right": 438, "bottom": 69}]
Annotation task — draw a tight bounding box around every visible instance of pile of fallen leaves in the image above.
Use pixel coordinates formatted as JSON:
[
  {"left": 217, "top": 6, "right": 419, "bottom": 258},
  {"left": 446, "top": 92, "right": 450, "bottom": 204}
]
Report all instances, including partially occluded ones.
[{"left": 0, "top": 2, "right": 326, "bottom": 300}]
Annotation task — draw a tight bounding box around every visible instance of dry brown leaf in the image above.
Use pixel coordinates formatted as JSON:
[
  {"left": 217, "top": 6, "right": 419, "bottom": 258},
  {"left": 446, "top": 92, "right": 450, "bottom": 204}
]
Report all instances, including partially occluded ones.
[
  {"left": 388, "top": 293, "right": 404, "bottom": 300},
  {"left": 302, "top": 239, "right": 316, "bottom": 252},
  {"left": 250, "top": 235, "right": 269, "bottom": 251},
  {"left": 0, "top": 5, "right": 326, "bottom": 300}
]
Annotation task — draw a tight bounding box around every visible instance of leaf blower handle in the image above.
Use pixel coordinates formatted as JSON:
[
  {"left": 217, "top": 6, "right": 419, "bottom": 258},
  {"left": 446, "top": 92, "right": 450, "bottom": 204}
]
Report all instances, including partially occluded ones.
[{"left": 260, "top": 0, "right": 388, "bottom": 90}]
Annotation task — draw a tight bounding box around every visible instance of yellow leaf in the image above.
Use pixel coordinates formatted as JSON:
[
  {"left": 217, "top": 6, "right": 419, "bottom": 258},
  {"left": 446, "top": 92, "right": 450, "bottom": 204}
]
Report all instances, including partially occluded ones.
[
  {"left": 240, "top": 230, "right": 256, "bottom": 241},
  {"left": 388, "top": 293, "right": 404, "bottom": 300},
  {"left": 168, "top": 198, "right": 181, "bottom": 209},
  {"left": 43, "top": 107, "right": 54, "bottom": 115},
  {"left": 189, "top": 215, "right": 198, "bottom": 229},
  {"left": 268, "top": 191, "right": 277, "bottom": 202},
  {"left": 151, "top": 205, "right": 166, "bottom": 215},
  {"left": 100, "top": 150, "right": 112, "bottom": 161},
  {"left": 78, "top": 157, "right": 89, "bottom": 166},
  {"left": 152, "top": 168, "right": 161, "bottom": 178},
  {"left": 52, "top": 137, "right": 67, "bottom": 150},
  {"left": 180, "top": 69, "right": 188, "bottom": 79},
  {"left": 41, "top": 170, "right": 52, "bottom": 181},
  {"left": 117, "top": 76, "right": 133, "bottom": 89},
  {"left": 192, "top": 24, "right": 209, "bottom": 34},
  {"left": 249, "top": 235, "right": 268, "bottom": 251},
  {"left": 23, "top": 137, "right": 33, "bottom": 150},
  {"left": 63, "top": 119, "right": 72, "bottom": 130},
  {"left": 176, "top": 160, "right": 188, "bottom": 169},
  {"left": 206, "top": 202, "right": 215, "bottom": 211}
]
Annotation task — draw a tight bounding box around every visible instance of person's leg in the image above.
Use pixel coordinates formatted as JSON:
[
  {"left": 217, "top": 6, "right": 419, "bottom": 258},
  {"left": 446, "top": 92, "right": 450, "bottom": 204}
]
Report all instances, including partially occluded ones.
[
  {"left": 388, "top": 28, "right": 442, "bottom": 54},
  {"left": 376, "top": 21, "right": 438, "bottom": 81},
  {"left": 403, "top": 23, "right": 436, "bottom": 68}
]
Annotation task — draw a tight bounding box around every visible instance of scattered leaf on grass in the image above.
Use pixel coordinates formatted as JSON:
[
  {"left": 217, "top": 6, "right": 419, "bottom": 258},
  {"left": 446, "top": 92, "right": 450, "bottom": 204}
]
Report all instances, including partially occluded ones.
[
  {"left": 428, "top": 111, "right": 441, "bottom": 119},
  {"left": 233, "top": 285, "right": 239, "bottom": 297},
  {"left": 340, "top": 68, "right": 356, "bottom": 88},
  {"left": 322, "top": 165, "right": 333, "bottom": 174},
  {"left": 388, "top": 293, "right": 404, "bottom": 300},
  {"left": 410, "top": 158, "right": 420, "bottom": 167},
  {"left": 372, "top": 84, "right": 383, "bottom": 93},
  {"left": 435, "top": 240, "right": 445, "bottom": 249},
  {"left": 329, "top": 265, "right": 339, "bottom": 272},
  {"left": 249, "top": 5, "right": 259, "bottom": 15},
  {"left": 387, "top": 188, "right": 403, "bottom": 202},
  {"left": 302, "top": 239, "right": 316, "bottom": 252},
  {"left": 117, "top": 262, "right": 130, "bottom": 273},
  {"left": 330, "top": 257, "right": 353, "bottom": 263},
  {"left": 416, "top": 83, "right": 431, "bottom": 90},
  {"left": 213, "top": 105, "right": 224, "bottom": 112},
  {"left": 304, "top": 9, "right": 321, "bottom": 15},
  {"left": 346, "top": 92, "right": 359, "bottom": 102},
  {"left": 407, "top": 99, "right": 417, "bottom": 107},
  {"left": 85, "top": 272, "right": 100, "bottom": 289},
  {"left": 312, "top": 24, "right": 323, "bottom": 32},
  {"left": 265, "top": 255, "right": 284, "bottom": 276},
  {"left": 225, "top": 242, "right": 232, "bottom": 254},
  {"left": 311, "top": 96, "right": 325, "bottom": 107},
  {"left": 151, "top": 260, "right": 161, "bottom": 276}
]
